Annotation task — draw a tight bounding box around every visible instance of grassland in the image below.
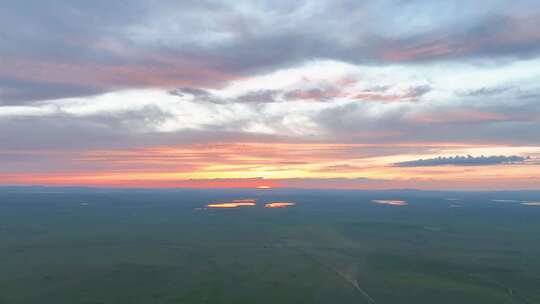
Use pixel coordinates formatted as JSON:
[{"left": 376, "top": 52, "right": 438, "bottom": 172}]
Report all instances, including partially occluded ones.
[{"left": 0, "top": 188, "right": 539, "bottom": 303}]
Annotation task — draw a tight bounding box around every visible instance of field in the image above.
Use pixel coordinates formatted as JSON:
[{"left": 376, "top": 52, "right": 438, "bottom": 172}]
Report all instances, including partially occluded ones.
[{"left": 1, "top": 187, "right": 539, "bottom": 303}]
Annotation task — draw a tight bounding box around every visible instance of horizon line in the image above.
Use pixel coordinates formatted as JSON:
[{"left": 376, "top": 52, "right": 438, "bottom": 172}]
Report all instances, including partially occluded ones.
[{"left": 1, "top": 184, "right": 539, "bottom": 192}]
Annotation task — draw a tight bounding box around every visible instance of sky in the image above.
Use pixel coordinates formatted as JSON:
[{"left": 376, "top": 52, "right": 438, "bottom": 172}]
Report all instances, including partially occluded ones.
[{"left": 1, "top": 0, "right": 540, "bottom": 190}]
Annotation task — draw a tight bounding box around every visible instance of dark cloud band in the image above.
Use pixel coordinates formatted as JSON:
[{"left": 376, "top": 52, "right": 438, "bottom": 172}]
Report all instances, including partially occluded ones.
[{"left": 394, "top": 155, "right": 528, "bottom": 167}]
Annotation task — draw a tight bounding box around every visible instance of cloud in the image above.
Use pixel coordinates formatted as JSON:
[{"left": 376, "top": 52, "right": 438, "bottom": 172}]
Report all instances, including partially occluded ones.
[
  {"left": 0, "top": 77, "right": 103, "bottom": 105},
  {"left": 2, "top": 1, "right": 540, "bottom": 103},
  {"left": 352, "top": 85, "right": 431, "bottom": 102},
  {"left": 173, "top": 88, "right": 282, "bottom": 104},
  {"left": 315, "top": 74, "right": 540, "bottom": 146},
  {"left": 2, "top": 55, "right": 540, "bottom": 150},
  {"left": 462, "top": 86, "right": 513, "bottom": 97},
  {"left": 284, "top": 88, "right": 344, "bottom": 101},
  {"left": 381, "top": 14, "right": 540, "bottom": 62},
  {"left": 237, "top": 90, "right": 280, "bottom": 103},
  {"left": 1, "top": 2, "right": 540, "bottom": 189},
  {"left": 169, "top": 87, "right": 212, "bottom": 98},
  {"left": 315, "top": 164, "right": 365, "bottom": 173},
  {"left": 394, "top": 155, "right": 529, "bottom": 167}
]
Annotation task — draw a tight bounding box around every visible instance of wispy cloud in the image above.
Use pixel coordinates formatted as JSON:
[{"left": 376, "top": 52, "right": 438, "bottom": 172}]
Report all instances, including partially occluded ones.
[{"left": 394, "top": 155, "right": 528, "bottom": 167}]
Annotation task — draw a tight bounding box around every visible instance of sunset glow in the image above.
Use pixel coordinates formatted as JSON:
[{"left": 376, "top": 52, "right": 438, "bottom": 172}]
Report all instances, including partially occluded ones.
[{"left": 1, "top": 1, "right": 539, "bottom": 190}]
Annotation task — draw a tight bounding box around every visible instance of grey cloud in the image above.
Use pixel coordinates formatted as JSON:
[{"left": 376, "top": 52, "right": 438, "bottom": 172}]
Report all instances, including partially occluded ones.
[
  {"left": 2, "top": 1, "right": 540, "bottom": 103},
  {"left": 364, "top": 85, "right": 391, "bottom": 93},
  {"left": 406, "top": 85, "right": 432, "bottom": 98},
  {"left": 517, "top": 88, "right": 540, "bottom": 100},
  {"left": 170, "top": 88, "right": 280, "bottom": 104},
  {"left": 237, "top": 90, "right": 280, "bottom": 103},
  {"left": 0, "top": 78, "right": 103, "bottom": 105},
  {"left": 0, "top": 113, "right": 281, "bottom": 150},
  {"left": 381, "top": 14, "right": 540, "bottom": 62},
  {"left": 394, "top": 155, "right": 528, "bottom": 167},
  {"left": 284, "top": 88, "right": 341, "bottom": 101},
  {"left": 5, "top": 87, "right": 538, "bottom": 152},
  {"left": 352, "top": 84, "right": 431, "bottom": 102},
  {"left": 168, "top": 88, "right": 228, "bottom": 104},
  {"left": 315, "top": 98, "right": 540, "bottom": 145},
  {"left": 463, "top": 86, "right": 514, "bottom": 97},
  {"left": 169, "top": 88, "right": 211, "bottom": 98},
  {"left": 219, "top": 84, "right": 432, "bottom": 104}
]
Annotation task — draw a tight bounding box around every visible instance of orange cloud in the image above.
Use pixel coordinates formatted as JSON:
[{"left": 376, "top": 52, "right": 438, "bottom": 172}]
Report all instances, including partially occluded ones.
[{"left": 1, "top": 142, "right": 538, "bottom": 190}]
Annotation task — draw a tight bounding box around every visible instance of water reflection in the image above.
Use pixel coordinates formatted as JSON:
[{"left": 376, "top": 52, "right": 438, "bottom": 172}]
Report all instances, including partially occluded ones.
[
  {"left": 492, "top": 199, "right": 521, "bottom": 203},
  {"left": 265, "top": 202, "right": 295, "bottom": 208},
  {"left": 371, "top": 200, "right": 408, "bottom": 206},
  {"left": 204, "top": 199, "right": 297, "bottom": 209},
  {"left": 491, "top": 199, "right": 540, "bottom": 206},
  {"left": 206, "top": 199, "right": 257, "bottom": 209}
]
